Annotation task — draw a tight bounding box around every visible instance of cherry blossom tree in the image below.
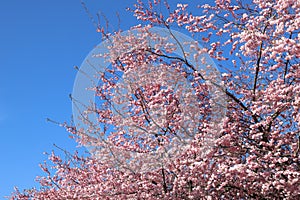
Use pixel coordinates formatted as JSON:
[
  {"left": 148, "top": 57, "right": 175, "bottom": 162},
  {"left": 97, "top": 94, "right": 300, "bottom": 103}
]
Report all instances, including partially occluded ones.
[{"left": 10, "top": 0, "right": 300, "bottom": 199}]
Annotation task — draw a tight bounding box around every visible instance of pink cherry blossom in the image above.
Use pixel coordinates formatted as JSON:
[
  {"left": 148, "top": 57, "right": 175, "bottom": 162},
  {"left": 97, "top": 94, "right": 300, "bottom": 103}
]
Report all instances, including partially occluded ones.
[{"left": 10, "top": 0, "right": 300, "bottom": 199}]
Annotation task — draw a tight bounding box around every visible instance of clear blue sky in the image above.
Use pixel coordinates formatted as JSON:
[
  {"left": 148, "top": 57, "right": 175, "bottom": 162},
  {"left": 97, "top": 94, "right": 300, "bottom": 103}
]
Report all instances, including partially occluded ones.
[
  {"left": 0, "top": 0, "right": 206, "bottom": 198},
  {"left": 0, "top": 0, "right": 139, "bottom": 198}
]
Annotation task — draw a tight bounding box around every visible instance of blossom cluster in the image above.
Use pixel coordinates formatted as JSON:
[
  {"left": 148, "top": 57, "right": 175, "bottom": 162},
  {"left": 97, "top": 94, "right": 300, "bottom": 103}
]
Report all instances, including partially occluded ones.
[{"left": 11, "top": 0, "right": 300, "bottom": 199}]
